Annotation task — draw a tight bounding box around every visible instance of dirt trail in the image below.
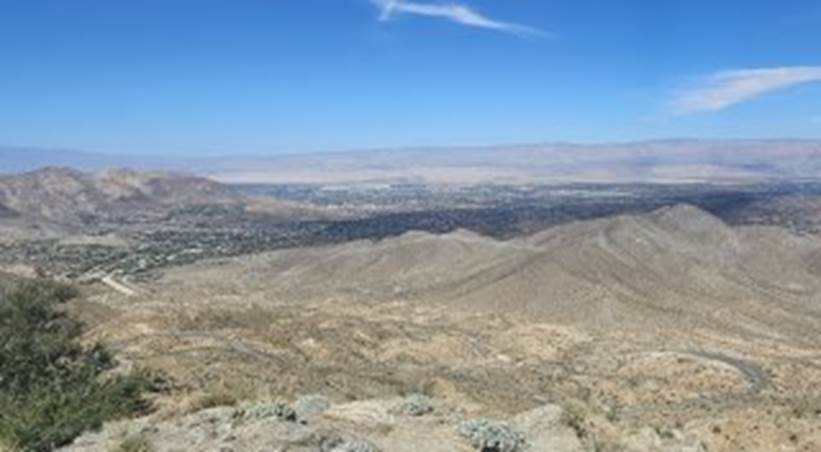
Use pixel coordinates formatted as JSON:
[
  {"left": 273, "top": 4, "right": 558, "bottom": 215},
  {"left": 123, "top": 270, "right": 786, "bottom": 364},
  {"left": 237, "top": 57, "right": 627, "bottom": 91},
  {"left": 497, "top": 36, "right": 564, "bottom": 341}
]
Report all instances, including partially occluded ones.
[{"left": 101, "top": 275, "right": 138, "bottom": 297}]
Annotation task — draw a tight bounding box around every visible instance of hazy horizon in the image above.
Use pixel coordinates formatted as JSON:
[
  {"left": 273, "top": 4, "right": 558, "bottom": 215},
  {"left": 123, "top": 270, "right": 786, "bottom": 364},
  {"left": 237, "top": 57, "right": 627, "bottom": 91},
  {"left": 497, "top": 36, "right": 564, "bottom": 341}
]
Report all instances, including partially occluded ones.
[{"left": 4, "top": 136, "right": 821, "bottom": 160}]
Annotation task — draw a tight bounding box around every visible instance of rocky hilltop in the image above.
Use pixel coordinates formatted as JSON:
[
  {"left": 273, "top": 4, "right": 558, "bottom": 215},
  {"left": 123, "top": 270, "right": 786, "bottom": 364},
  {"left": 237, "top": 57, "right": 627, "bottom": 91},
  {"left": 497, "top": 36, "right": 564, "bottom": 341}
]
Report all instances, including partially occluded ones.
[{"left": 65, "top": 396, "right": 710, "bottom": 452}]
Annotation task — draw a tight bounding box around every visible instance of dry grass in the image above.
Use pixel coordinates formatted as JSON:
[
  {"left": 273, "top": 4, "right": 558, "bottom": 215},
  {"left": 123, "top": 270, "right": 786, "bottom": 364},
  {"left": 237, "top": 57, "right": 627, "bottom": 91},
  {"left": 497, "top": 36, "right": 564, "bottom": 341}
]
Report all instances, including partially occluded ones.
[{"left": 111, "top": 433, "right": 154, "bottom": 452}]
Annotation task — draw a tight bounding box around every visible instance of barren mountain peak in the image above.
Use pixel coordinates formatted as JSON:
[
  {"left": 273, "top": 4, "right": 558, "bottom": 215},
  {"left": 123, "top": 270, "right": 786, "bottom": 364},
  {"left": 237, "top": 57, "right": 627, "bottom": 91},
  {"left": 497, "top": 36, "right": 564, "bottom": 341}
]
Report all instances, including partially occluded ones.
[
  {"left": 0, "top": 167, "right": 242, "bottom": 230},
  {"left": 9, "top": 166, "right": 86, "bottom": 182},
  {"left": 652, "top": 203, "right": 720, "bottom": 223},
  {"left": 650, "top": 203, "right": 736, "bottom": 243}
]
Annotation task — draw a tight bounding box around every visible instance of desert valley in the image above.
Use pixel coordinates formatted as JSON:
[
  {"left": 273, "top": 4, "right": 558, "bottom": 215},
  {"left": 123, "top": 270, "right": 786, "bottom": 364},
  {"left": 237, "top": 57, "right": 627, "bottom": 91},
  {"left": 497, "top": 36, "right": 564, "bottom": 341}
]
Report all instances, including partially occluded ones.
[{"left": 1, "top": 142, "right": 821, "bottom": 451}]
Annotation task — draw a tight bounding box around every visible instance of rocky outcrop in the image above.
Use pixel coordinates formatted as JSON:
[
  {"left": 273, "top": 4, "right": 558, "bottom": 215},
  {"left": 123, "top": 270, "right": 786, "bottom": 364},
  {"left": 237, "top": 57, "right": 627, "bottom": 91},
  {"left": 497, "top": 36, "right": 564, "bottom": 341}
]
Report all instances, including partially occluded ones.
[{"left": 62, "top": 397, "right": 587, "bottom": 452}]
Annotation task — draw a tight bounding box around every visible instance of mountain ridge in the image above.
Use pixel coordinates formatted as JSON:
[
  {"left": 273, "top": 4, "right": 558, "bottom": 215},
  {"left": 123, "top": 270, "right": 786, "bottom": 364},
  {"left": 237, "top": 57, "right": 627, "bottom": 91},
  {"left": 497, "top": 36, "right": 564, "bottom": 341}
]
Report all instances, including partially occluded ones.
[
  {"left": 0, "top": 166, "right": 243, "bottom": 228},
  {"left": 153, "top": 204, "right": 821, "bottom": 345}
]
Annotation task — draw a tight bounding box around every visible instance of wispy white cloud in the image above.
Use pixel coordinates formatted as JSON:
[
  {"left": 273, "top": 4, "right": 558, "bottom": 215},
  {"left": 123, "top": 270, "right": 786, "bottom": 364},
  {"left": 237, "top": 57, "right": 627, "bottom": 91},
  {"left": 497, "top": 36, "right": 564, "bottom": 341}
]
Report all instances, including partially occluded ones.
[
  {"left": 674, "top": 66, "right": 821, "bottom": 114},
  {"left": 371, "top": 0, "right": 542, "bottom": 36}
]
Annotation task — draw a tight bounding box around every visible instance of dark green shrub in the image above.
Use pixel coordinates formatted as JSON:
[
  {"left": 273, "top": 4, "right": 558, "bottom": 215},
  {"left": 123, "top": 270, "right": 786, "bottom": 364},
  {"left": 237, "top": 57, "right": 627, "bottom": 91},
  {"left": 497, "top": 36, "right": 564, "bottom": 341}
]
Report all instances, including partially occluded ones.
[{"left": 0, "top": 279, "right": 151, "bottom": 451}]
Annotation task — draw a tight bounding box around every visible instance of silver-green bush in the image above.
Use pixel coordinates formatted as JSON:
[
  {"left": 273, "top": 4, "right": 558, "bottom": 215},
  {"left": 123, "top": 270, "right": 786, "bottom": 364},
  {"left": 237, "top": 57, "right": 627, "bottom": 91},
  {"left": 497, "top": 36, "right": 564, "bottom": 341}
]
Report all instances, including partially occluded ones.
[{"left": 458, "top": 418, "right": 526, "bottom": 452}]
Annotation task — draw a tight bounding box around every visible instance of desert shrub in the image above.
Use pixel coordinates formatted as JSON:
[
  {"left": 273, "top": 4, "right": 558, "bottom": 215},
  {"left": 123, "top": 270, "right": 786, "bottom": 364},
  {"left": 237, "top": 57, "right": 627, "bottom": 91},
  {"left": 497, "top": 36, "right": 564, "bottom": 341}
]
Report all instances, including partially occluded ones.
[
  {"left": 458, "top": 419, "right": 526, "bottom": 452},
  {"left": 390, "top": 394, "right": 434, "bottom": 417},
  {"left": 287, "top": 428, "right": 344, "bottom": 450},
  {"left": 0, "top": 279, "right": 151, "bottom": 452},
  {"left": 233, "top": 400, "right": 298, "bottom": 423},
  {"left": 653, "top": 425, "right": 675, "bottom": 439},
  {"left": 113, "top": 432, "right": 154, "bottom": 452},
  {"left": 294, "top": 395, "right": 331, "bottom": 417},
  {"left": 605, "top": 404, "right": 621, "bottom": 423},
  {"left": 560, "top": 404, "right": 589, "bottom": 439},
  {"left": 186, "top": 388, "right": 239, "bottom": 412},
  {"left": 792, "top": 398, "right": 821, "bottom": 419}
]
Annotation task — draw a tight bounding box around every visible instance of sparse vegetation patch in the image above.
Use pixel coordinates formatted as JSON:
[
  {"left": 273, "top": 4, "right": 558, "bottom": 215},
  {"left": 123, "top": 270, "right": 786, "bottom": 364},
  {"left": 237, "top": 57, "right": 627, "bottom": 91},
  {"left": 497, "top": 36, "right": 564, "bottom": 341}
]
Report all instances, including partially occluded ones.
[
  {"left": 458, "top": 418, "right": 526, "bottom": 452},
  {"left": 390, "top": 394, "right": 434, "bottom": 417},
  {"left": 0, "top": 279, "right": 151, "bottom": 452},
  {"left": 112, "top": 432, "right": 154, "bottom": 452},
  {"left": 233, "top": 400, "right": 298, "bottom": 423}
]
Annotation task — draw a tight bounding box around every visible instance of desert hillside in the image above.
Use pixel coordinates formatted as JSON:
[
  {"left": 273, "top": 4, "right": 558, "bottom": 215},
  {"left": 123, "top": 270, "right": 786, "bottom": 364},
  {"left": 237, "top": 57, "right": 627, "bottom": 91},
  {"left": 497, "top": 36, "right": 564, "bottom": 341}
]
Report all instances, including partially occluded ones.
[
  {"left": 0, "top": 167, "right": 242, "bottom": 229},
  {"left": 149, "top": 205, "right": 821, "bottom": 341},
  {"left": 62, "top": 205, "right": 821, "bottom": 452}
]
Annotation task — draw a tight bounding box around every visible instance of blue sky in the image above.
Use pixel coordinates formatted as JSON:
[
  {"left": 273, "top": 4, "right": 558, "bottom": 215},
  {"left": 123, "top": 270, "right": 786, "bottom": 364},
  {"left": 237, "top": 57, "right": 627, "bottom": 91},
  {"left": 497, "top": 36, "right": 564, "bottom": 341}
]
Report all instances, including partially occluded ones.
[{"left": 1, "top": 0, "right": 820, "bottom": 155}]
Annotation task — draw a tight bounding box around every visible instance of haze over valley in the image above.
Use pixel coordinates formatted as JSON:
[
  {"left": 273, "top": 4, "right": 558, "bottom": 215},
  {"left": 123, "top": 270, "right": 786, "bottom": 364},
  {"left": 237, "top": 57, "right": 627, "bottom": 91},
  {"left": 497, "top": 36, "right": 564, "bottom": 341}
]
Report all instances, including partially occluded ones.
[{"left": 5, "top": 139, "right": 821, "bottom": 185}]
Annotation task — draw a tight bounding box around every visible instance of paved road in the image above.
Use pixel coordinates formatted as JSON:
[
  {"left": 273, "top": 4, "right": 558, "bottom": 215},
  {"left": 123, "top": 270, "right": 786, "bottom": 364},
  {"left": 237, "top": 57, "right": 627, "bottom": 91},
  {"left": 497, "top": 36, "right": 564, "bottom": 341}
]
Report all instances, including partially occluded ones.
[{"left": 690, "top": 351, "right": 770, "bottom": 393}]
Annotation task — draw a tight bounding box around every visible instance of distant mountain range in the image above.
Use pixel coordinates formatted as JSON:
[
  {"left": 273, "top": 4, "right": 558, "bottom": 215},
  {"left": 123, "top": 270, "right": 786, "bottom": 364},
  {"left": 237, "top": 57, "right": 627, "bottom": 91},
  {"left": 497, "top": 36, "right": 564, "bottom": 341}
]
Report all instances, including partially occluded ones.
[
  {"left": 3, "top": 139, "right": 821, "bottom": 184},
  {"left": 0, "top": 146, "right": 184, "bottom": 174}
]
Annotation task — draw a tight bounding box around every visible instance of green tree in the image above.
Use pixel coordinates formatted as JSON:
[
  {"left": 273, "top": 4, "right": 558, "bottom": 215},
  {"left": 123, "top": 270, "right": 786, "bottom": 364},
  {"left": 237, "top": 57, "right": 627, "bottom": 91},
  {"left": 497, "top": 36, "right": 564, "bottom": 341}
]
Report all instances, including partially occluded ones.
[{"left": 0, "top": 280, "right": 150, "bottom": 451}]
